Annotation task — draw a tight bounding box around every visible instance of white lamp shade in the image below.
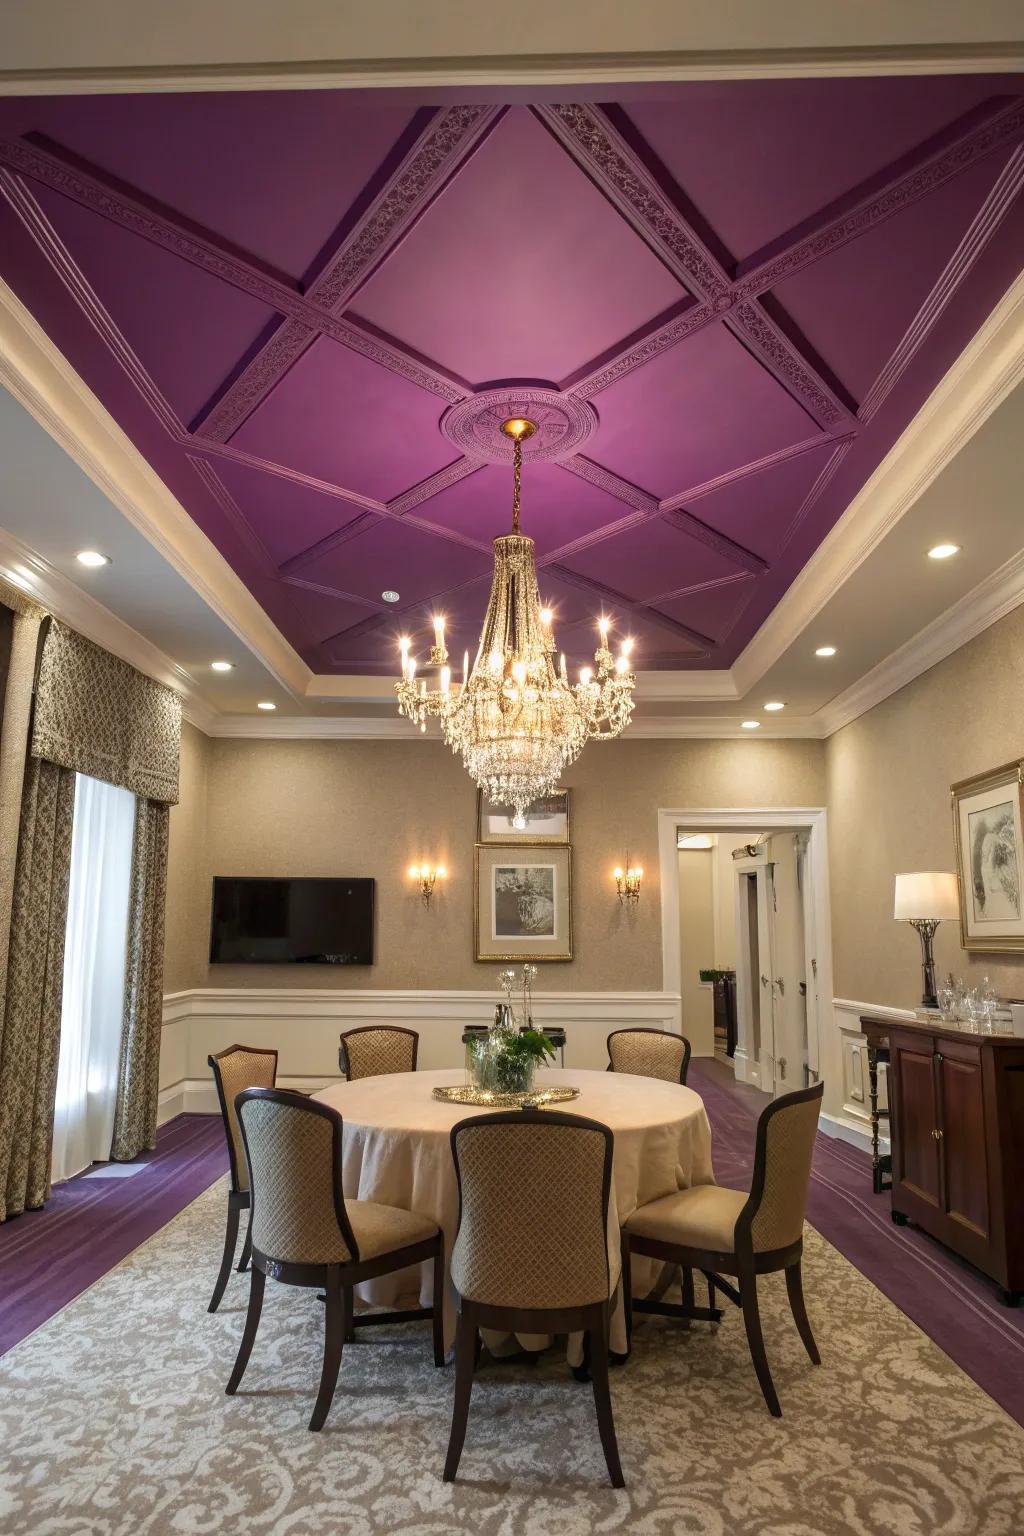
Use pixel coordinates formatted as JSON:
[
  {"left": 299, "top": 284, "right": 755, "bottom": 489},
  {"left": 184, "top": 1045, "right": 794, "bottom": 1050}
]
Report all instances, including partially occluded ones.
[{"left": 894, "top": 871, "right": 959, "bottom": 921}]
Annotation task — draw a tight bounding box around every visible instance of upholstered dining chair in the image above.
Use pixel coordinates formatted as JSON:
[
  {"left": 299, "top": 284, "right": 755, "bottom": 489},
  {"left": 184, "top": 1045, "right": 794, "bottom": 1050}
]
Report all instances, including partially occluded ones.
[
  {"left": 607, "top": 1027, "right": 692, "bottom": 1085},
  {"left": 444, "top": 1109, "right": 625, "bottom": 1488},
  {"left": 228, "top": 1087, "right": 444, "bottom": 1431},
  {"left": 338, "top": 1025, "right": 419, "bottom": 1080},
  {"left": 207, "top": 1044, "right": 279, "bottom": 1313},
  {"left": 622, "top": 1080, "right": 824, "bottom": 1417}
]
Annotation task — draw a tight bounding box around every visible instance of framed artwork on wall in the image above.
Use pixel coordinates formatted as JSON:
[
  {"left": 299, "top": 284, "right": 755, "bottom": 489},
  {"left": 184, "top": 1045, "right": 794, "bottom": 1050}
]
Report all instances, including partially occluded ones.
[
  {"left": 474, "top": 843, "right": 572, "bottom": 961},
  {"left": 477, "top": 789, "right": 570, "bottom": 845},
  {"left": 951, "top": 759, "right": 1024, "bottom": 951}
]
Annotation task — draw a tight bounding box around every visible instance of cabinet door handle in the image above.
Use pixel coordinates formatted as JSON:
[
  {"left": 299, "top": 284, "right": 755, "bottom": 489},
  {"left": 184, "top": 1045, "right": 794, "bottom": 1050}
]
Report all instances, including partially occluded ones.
[
  {"left": 936, "top": 1052, "right": 943, "bottom": 1063},
  {"left": 931, "top": 1128, "right": 944, "bottom": 1140}
]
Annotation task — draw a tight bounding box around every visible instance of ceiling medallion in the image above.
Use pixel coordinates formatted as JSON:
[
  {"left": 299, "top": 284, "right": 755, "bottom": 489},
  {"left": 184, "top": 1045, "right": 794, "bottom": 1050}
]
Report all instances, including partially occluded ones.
[
  {"left": 440, "top": 386, "right": 598, "bottom": 465},
  {"left": 393, "top": 417, "right": 635, "bottom": 817}
]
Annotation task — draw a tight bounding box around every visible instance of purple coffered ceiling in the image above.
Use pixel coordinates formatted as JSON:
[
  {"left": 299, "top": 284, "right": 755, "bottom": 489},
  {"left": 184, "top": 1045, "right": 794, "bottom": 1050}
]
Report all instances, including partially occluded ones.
[{"left": 0, "top": 79, "right": 1022, "bottom": 674}]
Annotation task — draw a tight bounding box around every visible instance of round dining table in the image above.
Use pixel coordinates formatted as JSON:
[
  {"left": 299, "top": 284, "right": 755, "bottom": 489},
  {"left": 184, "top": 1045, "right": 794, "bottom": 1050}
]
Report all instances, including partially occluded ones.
[{"left": 312, "top": 1066, "right": 715, "bottom": 1359}]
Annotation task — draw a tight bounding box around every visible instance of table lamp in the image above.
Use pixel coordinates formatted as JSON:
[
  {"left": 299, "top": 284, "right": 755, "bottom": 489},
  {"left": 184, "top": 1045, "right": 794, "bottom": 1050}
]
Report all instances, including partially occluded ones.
[{"left": 894, "top": 872, "right": 960, "bottom": 1008}]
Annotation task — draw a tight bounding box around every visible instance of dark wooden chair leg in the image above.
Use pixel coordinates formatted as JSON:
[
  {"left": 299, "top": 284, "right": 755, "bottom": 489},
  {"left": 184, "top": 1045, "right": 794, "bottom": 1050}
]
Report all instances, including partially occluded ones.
[
  {"left": 208, "top": 1196, "right": 241, "bottom": 1313},
  {"left": 432, "top": 1239, "right": 446, "bottom": 1367},
  {"left": 343, "top": 1284, "right": 356, "bottom": 1344},
  {"left": 589, "top": 1304, "right": 625, "bottom": 1489},
  {"left": 739, "top": 1267, "right": 781, "bottom": 1418},
  {"left": 680, "top": 1265, "right": 695, "bottom": 1323},
  {"left": 443, "top": 1305, "right": 477, "bottom": 1482},
  {"left": 621, "top": 1237, "right": 633, "bottom": 1349},
  {"left": 309, "top": 1268, "right": 345, "bottom": 1432},
  {"left": 785, "top": 1259, "right": 820, "bottom": 1365},
  {"left": 237, "top": 1220, "right": 252, "bottom": 1274},
  {"left": 225, "top": 1266, "right": 265, "bottom": 1394},
  {"left": 706, "top": 1272, "right": 716, "bottom": 1319}
]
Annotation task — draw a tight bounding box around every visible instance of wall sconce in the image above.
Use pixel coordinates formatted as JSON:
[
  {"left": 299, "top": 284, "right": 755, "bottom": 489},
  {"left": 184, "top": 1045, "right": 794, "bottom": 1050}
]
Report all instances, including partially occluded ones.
[
  {"left": 614, "top": 857, "right": 643, "bottom": 906},
  {"left": 409, "top": 863, "right": 446, "bottom": 906}
]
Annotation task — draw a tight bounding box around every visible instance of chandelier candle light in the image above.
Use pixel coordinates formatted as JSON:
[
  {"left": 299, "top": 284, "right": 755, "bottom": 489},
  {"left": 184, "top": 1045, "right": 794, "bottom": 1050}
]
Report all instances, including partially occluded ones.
[{"left": 394, "top": 417, "right": 636, "bottom": 815}]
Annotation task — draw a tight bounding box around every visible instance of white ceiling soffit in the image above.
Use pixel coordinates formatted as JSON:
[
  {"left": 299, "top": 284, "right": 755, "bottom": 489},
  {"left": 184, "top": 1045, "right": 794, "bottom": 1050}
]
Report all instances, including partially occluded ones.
[
  {"left": 2, "top": 258, "right": 1024, "bottom": 739},
  {"left": 1, "top": 3, "right": 1023, "bottom": 92}
]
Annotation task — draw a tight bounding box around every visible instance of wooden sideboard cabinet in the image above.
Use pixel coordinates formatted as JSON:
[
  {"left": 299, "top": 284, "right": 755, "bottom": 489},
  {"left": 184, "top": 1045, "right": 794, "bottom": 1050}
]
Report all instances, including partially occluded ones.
[{"left": 862, "top": 1015, "right": 1024, "bottom": 1305}]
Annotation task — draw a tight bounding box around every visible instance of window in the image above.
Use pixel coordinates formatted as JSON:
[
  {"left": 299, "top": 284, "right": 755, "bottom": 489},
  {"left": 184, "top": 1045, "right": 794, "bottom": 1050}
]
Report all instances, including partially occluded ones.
[{"left": 51, "top": 774, "right": 136, "bottom": 1184}]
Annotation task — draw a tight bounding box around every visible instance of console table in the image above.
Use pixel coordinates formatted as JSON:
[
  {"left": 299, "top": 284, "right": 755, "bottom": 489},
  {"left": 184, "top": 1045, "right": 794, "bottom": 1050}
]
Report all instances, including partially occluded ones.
[{"left": 862, "top": 1014, "right": 1024, "bottom": 1306}]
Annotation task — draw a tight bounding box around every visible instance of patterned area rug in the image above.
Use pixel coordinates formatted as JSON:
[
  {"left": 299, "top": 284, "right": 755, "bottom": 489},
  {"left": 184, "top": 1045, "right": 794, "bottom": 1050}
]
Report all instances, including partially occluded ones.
[{"left": 2, "top": 1179, "right": 1022, "bottom": 1535}]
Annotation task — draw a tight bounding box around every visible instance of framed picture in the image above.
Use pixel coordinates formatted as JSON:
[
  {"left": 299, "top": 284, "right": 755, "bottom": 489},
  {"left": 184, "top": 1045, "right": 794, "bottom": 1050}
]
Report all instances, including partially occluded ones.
[
  {"left": 952, "top": 759, "right": 1024, "bottom": 951},
  {"left": 474, "top": 844, "right": 572, "bottom": 961},
  {"left": 477, "top": 789, "right": 570, "bottom": 845}
]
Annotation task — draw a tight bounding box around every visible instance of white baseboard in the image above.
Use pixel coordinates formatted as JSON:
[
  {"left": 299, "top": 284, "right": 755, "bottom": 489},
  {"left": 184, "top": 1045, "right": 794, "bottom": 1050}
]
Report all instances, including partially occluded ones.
[
  {"left": 819, "top": 1111, "right": 889, "bottom": 1157},
  {"left": 158, "top": 1073, "right": 339, "bottom": 1123}
]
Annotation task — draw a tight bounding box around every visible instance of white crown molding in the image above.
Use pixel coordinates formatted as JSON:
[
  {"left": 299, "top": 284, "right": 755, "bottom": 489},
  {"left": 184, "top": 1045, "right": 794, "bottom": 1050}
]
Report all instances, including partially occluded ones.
[
  {"left": 818, "top": 547, "right": 1024, "bottom": 736},
  {"left": 204, "top": 711, "right": 824, "bottom": 740},
  {"left": 0, "top": 275, "right": 311, "bottom": 700},
  {"left": 0, "top": 522, "right": 218, "bottom": 732},
  {"left": 732, "top": 270, "right": 1024, "bottom": 699}
]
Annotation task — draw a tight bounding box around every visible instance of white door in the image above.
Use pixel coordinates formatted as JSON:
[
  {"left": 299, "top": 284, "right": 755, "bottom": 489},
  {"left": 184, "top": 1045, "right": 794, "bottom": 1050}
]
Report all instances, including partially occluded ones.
[
  {"left": 766, "top": 834, "right": 808, "bottom": 1096},
  {"left": 732, "top": 847, "right": 774, "bottom": 1090}
]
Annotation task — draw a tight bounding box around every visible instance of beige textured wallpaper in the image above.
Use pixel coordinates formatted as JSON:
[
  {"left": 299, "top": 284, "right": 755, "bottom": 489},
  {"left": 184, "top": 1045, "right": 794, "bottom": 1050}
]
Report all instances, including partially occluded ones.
[
  {"left": 827, "top": 602, "right": 1024, "bottom": 1008},
  {"left": 163, "top": 721, "right": 210, "bottom": 993},
  {"left": 162, "top": 735, "right": 825, "bottom": 993}
]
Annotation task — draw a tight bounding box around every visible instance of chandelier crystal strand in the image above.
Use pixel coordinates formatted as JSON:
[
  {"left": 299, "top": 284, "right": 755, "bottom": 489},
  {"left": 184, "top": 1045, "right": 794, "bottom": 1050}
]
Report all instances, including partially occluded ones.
[{"left": 394, "top": 416, "right": 635, "bottom": 816}]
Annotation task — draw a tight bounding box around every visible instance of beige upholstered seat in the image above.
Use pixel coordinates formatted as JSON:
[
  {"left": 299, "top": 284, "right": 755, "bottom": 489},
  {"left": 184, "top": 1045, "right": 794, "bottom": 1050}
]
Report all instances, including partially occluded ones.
[
  {"left": 625, "top": 1184, "right": 748, "bottom": 1252},
  {"left": 339, "top": 1025, "right": 418, "bottom": 1081},
  {"left": 444, "top": 1110, "right": 624, "bottom": 1489},
  {"left": 623, "top": 1080, "right": 824, "bottom": 1418},
  {"left": 206, "top": 1044, "right": 278, "bottom": 1312},
  {"left": 607, "top": 1028, "right": 691, "bottom": 1085},
  {"left": 226, "top": 1088, "right": 444, "bottom": 1431}
]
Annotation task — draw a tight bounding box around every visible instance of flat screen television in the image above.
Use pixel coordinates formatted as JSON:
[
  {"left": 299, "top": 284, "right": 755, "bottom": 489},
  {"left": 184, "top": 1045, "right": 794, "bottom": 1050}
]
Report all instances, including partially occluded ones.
[{"left": 209, "top": 877, "right": 374, "bottom": 965}]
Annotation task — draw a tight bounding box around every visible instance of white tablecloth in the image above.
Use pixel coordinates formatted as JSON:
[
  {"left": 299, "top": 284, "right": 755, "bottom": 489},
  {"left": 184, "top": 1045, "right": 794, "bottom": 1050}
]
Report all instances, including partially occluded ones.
[{"left": 312, "top": 1066, "right": 715, "bottom": 1356}]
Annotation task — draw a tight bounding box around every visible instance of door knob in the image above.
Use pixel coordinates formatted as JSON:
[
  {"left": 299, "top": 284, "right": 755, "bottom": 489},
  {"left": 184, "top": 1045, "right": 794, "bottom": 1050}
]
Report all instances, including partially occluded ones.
[
  {"left": 760, "top": 974, "right": 769, "bottom": 987},
  {"left": 931, "top": 1128, "right": 944, "bottom": 1140},
  {"left": 775, "top": 976, "right": 785, "bottom": 995}
]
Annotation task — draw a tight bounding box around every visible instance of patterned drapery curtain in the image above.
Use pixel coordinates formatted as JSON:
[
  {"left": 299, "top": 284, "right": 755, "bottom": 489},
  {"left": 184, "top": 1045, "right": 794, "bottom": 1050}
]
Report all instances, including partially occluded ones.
[
  {"left": 0, "top": 757, "right": 75, "bottom": 1220},
  {"left": 0, "top": 591, "right": 44, "bottom": 1011},
  {"left": 110, "top": 798, "right": 170, "bottom": 1162},
  {"left": 32, "top": 620, "right": 182, "bottom": 804}
]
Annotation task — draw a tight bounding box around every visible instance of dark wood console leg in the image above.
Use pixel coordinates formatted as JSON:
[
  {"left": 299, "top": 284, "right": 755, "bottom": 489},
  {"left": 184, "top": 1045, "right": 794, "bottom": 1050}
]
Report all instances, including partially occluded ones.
[
  {"left": 998, "top": 1288, "right": 1023, "bottom": 1308},
  {"left": 891, "top": 1210, "right": 909, "bottom": 1226}
]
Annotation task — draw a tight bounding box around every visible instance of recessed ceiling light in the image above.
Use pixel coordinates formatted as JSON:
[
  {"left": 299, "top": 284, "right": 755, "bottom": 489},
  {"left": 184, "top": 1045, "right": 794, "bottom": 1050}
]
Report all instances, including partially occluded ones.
[
  {"left": 210, "top": 660, "right": 233, "bottom": 672},
  {"left": 76, "top": 550, "right": 110, "bottom": 568},
  {"left": 256, "top": 701, "right": 276, "bottom": 711},
  {"left": 763, "top": 701, "right": 785, "bottom": 712},
  {"left": 381, "top": 589, "right": 400, "bottom": 603},
  {"left": 741, "top": 720, "right": 760, "bottom": 730},
  {"left": 928, "top": 543, "right": 960, "bottom": 560},
  {"left": 815, "top": 645, "right": 837, "bottom": 658}
]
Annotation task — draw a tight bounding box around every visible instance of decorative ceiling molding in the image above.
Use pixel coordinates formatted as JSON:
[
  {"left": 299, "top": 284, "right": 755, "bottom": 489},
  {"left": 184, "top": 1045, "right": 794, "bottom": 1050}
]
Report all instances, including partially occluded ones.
[
  {"left": 387, "top": 456, "right": 481, "bottom": 517},
  {"left": 0, "top": 523, "right": 217, "bottom": 732},
  {"left": 736, "top": 97, "right": 1024, "bottom": 296},
  {"left": 195, "top": 105, "right": 501, "bottom": 439},
  {"left": 440, "top": 387, "right": 598, "bottom": 463},
  {"left": 536, "top": 103, "right": 857, "bottom": 428},
  {"left": 203, "top": 710, "right": 826, "bottom": 741},
  {"left": 732, "top": 267, "right": 1024, "bottom": 697},
  {"left": 0, "top": 271, "right": 312, "bottom": 698},
  {"left": 545, "top": 561, "right": 712, "bottom": 654}
]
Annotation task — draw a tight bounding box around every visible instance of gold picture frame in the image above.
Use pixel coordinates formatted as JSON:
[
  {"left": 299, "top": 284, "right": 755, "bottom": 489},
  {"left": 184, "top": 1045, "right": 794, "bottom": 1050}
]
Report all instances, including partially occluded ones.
[
  {"left": 476, "top": 789, "right": 570, "bottom": 845},
  {"left": 474, "top": 843, "right": 573, "bottom": 962},
  {"left": 951, "top": 758, "right": 1024, "bottom": 952}
]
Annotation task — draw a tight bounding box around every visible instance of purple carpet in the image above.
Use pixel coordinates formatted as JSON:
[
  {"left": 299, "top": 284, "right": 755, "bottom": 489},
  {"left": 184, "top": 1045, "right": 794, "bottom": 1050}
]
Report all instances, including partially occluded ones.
[
  {"left": 0, "top": 1114, "right": 226, "bottom": 1357},
  {"left": 689, "top": 1059, "right": 1024, "bottom": 1428}
]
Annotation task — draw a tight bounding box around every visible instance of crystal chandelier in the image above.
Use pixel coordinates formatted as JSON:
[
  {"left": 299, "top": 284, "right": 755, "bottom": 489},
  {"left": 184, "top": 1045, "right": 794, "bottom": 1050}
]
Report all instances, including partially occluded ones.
[{"left": 394, "top": 417, "right": 636, "bottom": 816}]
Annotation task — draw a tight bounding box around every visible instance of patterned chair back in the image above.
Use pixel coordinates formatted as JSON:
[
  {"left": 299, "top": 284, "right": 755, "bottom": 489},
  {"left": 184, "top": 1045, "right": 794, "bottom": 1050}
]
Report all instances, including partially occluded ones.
[
  {"left": 738, "top": 1081, "right": 824, "bottom": 1254},
  {"left": 209, "top": 1044, "right": 278, "bottom": 1193},
  {"left": 450, "top": 1110, "right": 613, "bottom": 1311},
  {"left": 606, "top": 1028, "right": 691, "bottom": 1085},
  {"left": 339, "top": 1026, "right": 419, "bottom": 1081},
  {"left": 235, "top": 1089, "right": 358, "bottom": 1267}
]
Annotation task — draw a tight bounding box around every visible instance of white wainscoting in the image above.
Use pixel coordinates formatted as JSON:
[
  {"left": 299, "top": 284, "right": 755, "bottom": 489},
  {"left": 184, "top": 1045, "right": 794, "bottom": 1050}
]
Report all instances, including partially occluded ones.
[
  {"left": 822, "top": 997, "right": 916, "bottom": 1152},
  {"left": 158, "top": 988, "right": 683, "bottom": 1124}
]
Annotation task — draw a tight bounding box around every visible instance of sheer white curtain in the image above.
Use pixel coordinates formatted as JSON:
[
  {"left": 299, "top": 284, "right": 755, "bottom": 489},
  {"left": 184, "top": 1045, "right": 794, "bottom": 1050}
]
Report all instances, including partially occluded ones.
[{"left": 51, "top": 773, "right": 136, "bottom": 1183}]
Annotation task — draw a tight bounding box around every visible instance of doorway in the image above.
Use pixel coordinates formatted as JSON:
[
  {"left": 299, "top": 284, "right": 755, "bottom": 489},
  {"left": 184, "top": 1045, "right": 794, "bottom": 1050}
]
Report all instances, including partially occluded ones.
[{"left": 661, "top": 809, "right": 832, "bottom": 1101}]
